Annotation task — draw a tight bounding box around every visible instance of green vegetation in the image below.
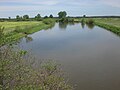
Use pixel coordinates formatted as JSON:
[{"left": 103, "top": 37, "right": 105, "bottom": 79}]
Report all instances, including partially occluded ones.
[
  {"left": 58, "top": 11, "right": 67, "bottom": 19},
  {"left": 57, "top": 11, "right": 81, "bottom": 23},
  {"left": 43, "top": 18, "right": 55, "bottom": 25},
  {"left": 0, "top": 27, "right": 72, "bottom": 90},
  {"left": 80, "top": 18, "right": 120, "bottom": 36},
  {"left": 49, "top": 14, "right": 54, "bottom": 18},
  {"left": 0, "top": 19, "right": 55, "bottom": 46},
  {"left": 0, "top": 45, "right": 72, "bottom": 90},
  {"left": 35, "top": 14, "right": 42, "bottom": 21},
  {"left": 94, "top": 18, "right": 120, "bottom": 35}
]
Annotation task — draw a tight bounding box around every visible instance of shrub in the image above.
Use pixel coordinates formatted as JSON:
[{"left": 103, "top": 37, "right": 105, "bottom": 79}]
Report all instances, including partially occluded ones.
[
  {"left": 43, "top": 18, "right": 55, "bottom": 25},
  {"left": 86, "top": 19, "right": 94, "bottom": 24},
  {"left": 0, "top": 45, "right": 72, "bottom": 90}
]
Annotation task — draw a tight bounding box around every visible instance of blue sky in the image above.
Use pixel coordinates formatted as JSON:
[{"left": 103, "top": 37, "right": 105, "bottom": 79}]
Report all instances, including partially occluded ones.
[{"left": 0, "top": 0, "right": 120, "bottom": 18}]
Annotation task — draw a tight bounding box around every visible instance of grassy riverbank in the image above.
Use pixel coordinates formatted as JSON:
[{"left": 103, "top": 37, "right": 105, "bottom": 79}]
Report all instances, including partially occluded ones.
[
  {"left": 82, "top": 18, "right": 120, "bottom": 36},
  {"left": 94, "top": 18, "right": 120, "bottom": 35},
  {"left": 0, "top": 19, "right": 55, "bottom": 45}
]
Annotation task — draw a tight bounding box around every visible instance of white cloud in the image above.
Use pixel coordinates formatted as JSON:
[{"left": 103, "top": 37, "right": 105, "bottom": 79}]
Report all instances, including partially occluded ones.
[
  {"left": 0, "top": 0, "right": 60, "bottom": 5},
  {"left": 101, "top": 0, "right": 120, "bottom": 8},
  {"left": 0, "top": 0, "right": 120, "bottom": 17}
]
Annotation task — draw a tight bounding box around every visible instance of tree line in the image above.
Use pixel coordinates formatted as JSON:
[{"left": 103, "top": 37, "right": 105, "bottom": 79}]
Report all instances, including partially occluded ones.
[
  {"left": 15, "top": 14, "right": 54, "bottom": 21},
  {"left": 0, "top": 11, "right": 68, "bottom": 21}
]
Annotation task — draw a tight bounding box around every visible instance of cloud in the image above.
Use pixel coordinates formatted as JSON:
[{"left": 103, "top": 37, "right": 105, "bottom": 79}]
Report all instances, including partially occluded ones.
[
  {"left": 0, "top": 0, "right": 60, "bottom": 5},
  {"left": 101, "top": 0, "right": 120, "bottom": 8},
  {"left": 0, "top": 0, "right": 120, "bottom": 17}
]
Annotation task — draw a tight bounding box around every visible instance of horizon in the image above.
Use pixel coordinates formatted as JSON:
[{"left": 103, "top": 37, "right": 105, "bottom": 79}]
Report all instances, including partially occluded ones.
[{"left": 0, "top": 0, "right": 120, "bottom": 18}]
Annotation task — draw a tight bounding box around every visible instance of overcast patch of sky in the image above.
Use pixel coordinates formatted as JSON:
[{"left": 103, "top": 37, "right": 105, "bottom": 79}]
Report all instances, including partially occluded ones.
[{"left": 0, "top": 0, "right": 120, "bottom": 18}]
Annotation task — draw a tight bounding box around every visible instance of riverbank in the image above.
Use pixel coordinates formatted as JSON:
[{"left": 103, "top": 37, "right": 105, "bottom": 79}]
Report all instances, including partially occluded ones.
[
  {"left": 82, "top": 18, "right": 120, "bottom": 36},
  {"left": 94, "top": 18, "right": 120, "bottom": 36},
  {"left": 0, "top": 19, "right": 55, "bottom": 45}
]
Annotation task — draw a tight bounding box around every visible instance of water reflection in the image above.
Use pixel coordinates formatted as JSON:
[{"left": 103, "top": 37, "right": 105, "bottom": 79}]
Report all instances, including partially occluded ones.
[
  {"left": 59, "top": 22, "right": 68, "bottom": 29},
  {"left": 25, "top": 36, "right": 33, "bottom": 43},
  {"left": 86, "top": 23, "right": 95, "bottom": 29},
  {"left": 68, "top": 22, "right": 75, "bottom": 26},
  {"left": 59, "top": 22, "right": 95, "bottom": 30},
  {"left": 81, "top": 22, "right": 85, "bottom": 29},
  {"left": 59, "top": 22, "right": 76, "bottom": 30}
]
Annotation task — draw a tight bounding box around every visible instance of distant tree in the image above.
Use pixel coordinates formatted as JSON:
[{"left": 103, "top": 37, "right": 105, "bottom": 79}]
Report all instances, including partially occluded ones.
[
  {"left": 23, "top": 15, "right": 29, "bottom": 20},
  {"left": 35, "top": 14, "right": 41, "bottom": 21},
  {"left": 20, "top": 16, "right": 22, "bottom": 20},
  {"left": 49, "top": 14, "right": 53, "bottom": 18},
  {"left": 58, "top": 11, "right": 67, "bottom": 18},
  {"left": 37, "top": 14, "right": 41, "bottom": 18},
  {"left": 44, "top": 16, "right": 48, "bottom": 19},
  {"left": 16, "top": 15, "right": 20, "bottom": 21},
  {"left": 8, "top": 17, "right": 11, "bottom": 20},
  {"left": 16, "top": 15, "right": 19, "bottom": 19},
  {"left": 83, "top": 15, "right": 86, "bottom": 18}
]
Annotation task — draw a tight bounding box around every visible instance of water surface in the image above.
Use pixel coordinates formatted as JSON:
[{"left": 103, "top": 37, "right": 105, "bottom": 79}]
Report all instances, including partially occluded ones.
[{"left": 18, "top": 23, "right": 120, "bottom": 90}]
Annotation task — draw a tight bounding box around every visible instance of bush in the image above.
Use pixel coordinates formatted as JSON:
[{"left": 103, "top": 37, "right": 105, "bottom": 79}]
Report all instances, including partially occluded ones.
[
  {"left": 86, "top": 19, "right": 94, "bottom": 24},
  {"left": 0, "top": 26, "right": 5, "bottom": 46},
  {"left": 0, "top": 45, "right": 72, "bottom": 90},
  {"left": 43, "top": 18, "right": 55, "bottom": 25}
]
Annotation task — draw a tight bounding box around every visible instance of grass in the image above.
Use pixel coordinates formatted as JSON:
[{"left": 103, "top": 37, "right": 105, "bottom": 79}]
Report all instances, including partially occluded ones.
[
  {"left": 94, "top": 18, "right": 120, "bottom": 28},
  {"left": 0, "top": 21, "right": 41, "bottom": 34},
  {"left": 93, "top": 18, "right": 120, "bottom": 36},
  {"left": 0, "top": 19, "right": 55, "bottom": 45},
  {"left": 82, "top": 18, "right": 120, "bottom": 36}
]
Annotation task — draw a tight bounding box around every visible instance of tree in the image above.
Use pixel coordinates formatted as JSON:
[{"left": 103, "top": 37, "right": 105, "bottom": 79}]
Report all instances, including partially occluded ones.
[
  {"left": 49, "top": 14, "right": 53, "bottom": 18},
  {"left": 16, "top": 15, "right": 20, "bottom": 21},
  {"left": 35, "top": 14, "right": 41, "bottom": 21},
  {"left": 58, "top": 11, "right": 67, "bottom": 18},
  {"left": 8, "top": 17, "right": 11, "bottom": 20},
  {"left": 23, "top": 15, "right": 29, "bottom": 20},
  {"left": 44, "top": 16, "right": 48, "bottom": 19},
  {"left": 37, "top": 14, "right": 41, "bottom": 18},
  {"left": 83, "top": 15, "right": 86, "bottom": 18}
]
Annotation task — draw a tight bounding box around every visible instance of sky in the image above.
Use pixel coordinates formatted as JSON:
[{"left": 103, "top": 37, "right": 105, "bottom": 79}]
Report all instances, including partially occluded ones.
[{"left": 0, "top": 0, "right": 120, "bottom": 18}]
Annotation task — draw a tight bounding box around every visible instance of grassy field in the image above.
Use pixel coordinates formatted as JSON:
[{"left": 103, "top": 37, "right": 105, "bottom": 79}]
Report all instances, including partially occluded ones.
[
  {"left": 0, "top": 21, "right": 48, "bottom": 34},
  {"left": 94, "top": 18, "right": 120, "bottom": 28},
  {"left": 93, "top": 18, "right": 120, "bottom": 35},
  {"left": 0, "top": 19, "right": 55, "bottom": 45}
]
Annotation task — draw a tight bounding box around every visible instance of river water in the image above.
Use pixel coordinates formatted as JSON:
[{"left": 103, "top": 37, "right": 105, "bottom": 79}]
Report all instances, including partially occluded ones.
[{"left": 18, "top": 22, "right": 120, "bottom": 90}]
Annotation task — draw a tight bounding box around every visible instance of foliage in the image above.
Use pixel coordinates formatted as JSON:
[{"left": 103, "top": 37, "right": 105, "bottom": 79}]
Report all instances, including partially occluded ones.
[
  {"left": 35, "top": 14, "right": 42, "bottom": 21},
  {"left": 58, "top": 11, "right": 67, "bottom": 18},
  {"left": 83, "top": 15, "right": 86, "bottom": 18},
  {"left": 0, "top": 26, "right": 5, "bottom": 46},
  {"left": 23, "top": 15, "right": 29, "bottom": 20},
  {"left": 0, "top": 21, "right": 55, "bottom": 46},
  {"left": 95, "top": 22, "right": 120, "bottom": 35},
  {"left": 16, "top": 15, "right": 20, "bottom": 21},
  {"left": 49, "top": 14, "right": 53, "bottom": 18},
  {"left": 86, "top": 19, "right": 94, "bottom": 24},
  {"left": 44, "top": 16, "right": 48, "bottom": 19},
  {"left": 8, "top": 17, "right": 11, "bottom": 20},
  {"left": 94, "top": 18, "right": 120, "bottom": 36},
  {"left": 0, "top": 45, "right": 72, "bottom": 90},
  {"left": 43, "top": 18, "right": 55, "bottom": 25}
]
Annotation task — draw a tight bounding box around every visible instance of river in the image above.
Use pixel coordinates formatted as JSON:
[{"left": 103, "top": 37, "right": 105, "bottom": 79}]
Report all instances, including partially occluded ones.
[{"left": 18, "top": 22, "right": 120, "bottom": 90}]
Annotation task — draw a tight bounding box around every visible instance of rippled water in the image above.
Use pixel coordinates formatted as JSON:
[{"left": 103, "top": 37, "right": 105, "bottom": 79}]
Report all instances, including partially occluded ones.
[{"left": 18, "top": 22, "right": 120, "bottom": 90}]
